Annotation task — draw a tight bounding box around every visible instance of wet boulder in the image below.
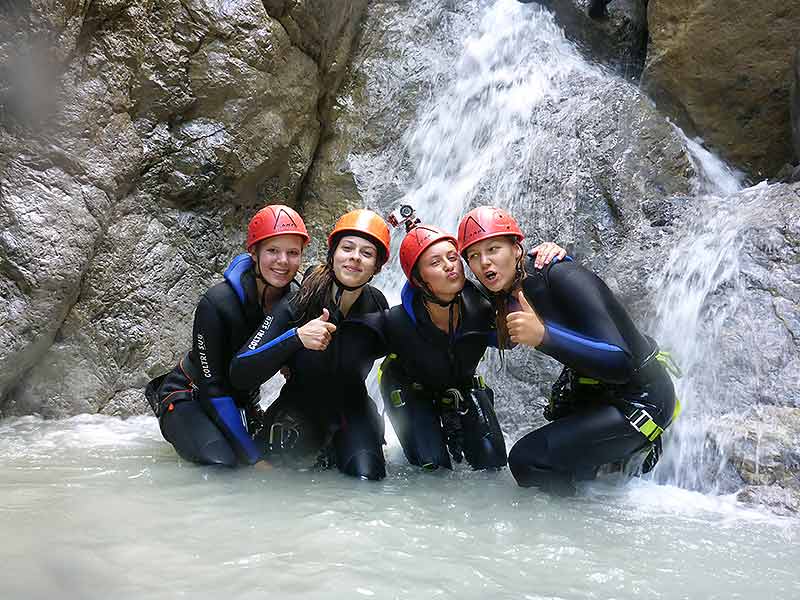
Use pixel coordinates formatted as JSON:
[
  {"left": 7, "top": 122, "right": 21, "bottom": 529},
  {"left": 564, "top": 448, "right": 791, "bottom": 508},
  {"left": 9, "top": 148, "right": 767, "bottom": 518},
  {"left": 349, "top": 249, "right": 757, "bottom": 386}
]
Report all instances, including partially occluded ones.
[
  {"left": 717, "top": 407, "right": 800, "bottom": 488},
  {"left": 639, "top": 182, "right": 800, "bottom": 511},
  {"left": 718, "top": 406, "right": 800, "bottom": 515},
  {"left": 737, "top": 485, "right": 800, "bottom": 516},
  {"left": 521, "top": 0, "right": 649, "bottom": 78},
  {"left": 642, "top": 0, "right": 800, "bottom": 179},
  {"left": 704, "top": 183, "right": 800, "bottom": 414}
]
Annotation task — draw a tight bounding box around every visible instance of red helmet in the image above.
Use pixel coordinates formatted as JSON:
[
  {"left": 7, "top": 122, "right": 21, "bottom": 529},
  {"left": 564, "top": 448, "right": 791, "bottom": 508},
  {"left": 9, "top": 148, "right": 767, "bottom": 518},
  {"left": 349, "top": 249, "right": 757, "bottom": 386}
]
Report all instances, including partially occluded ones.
[
  {"left": 328, "top": 209, "right": 391, "bottom": 264},
  {"left": 457, "top": 206, "right": 524, "bottom": 255},
  {"left": 399, "top": 225, "right": 458, "bottom": 281},
  {"left": 247, "top": 204, "right": 310, "bottom": 250}
]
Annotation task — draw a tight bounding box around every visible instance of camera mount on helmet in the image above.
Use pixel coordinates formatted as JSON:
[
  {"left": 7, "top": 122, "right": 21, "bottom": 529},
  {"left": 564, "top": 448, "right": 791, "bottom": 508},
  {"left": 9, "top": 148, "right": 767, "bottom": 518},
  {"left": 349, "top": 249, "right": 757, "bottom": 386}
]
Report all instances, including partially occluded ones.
[{"left": 387, "top": 203, "right": 420, "bottom": 232}]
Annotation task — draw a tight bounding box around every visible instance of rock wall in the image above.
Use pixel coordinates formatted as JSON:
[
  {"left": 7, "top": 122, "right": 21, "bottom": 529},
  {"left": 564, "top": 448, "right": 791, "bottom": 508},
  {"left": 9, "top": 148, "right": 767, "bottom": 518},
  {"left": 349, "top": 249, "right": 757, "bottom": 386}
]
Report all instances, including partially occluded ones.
[
  {"left": 526, "top": 0, "right": 649, "bottom": 78},
  {"left": 298, "top": 0, "right": 481, "bottom": 262},
  {"left": 643, "top": 0, "right": 800, "bottom": 179},
  {"left": 792, "top": 49, "right": 800, "bottom": 163},
  {"left": 0, "top": 0, "right": 367, "bottom": 417},
  {"left": 718, "top": 406, "right": 800, "bottom": 515}
]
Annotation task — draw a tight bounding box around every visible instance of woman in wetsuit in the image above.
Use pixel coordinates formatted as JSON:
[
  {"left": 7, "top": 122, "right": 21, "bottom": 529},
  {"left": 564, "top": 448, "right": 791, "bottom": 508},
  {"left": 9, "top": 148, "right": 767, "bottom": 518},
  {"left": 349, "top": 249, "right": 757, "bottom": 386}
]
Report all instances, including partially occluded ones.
[
  {"left": 229, "top": 209, "right": 391, "bottom": 480},
  {"left": 378, "top": 220, "right": 566, "bottom": 471},
  {"left": 144, "top": 205, "right": 309, "bottom": 467},
  {"left": 457, "top": 206, "right": 679, "bottom": 494}
]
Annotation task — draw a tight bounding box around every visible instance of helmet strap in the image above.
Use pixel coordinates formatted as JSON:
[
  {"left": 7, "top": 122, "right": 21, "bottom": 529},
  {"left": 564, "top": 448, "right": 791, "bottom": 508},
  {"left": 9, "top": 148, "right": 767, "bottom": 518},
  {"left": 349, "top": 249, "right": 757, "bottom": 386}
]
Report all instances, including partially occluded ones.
[
  {"left": 419, "top": 280, "right": 460, "bottom": 308},
  {"left": 503, "top": 241, "right": 526, "bottom": 296},
  {"left": 252, "top": 252, "right": 273, "bottom": 309},
  {"left": 448, "top": 301, "right": 458, "bottom": 342}
]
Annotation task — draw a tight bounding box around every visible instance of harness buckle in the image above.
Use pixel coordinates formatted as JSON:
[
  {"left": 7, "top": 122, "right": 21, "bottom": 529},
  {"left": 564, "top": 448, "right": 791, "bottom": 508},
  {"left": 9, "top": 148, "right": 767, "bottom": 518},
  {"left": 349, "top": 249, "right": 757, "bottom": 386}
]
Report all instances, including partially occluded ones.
[
  {"left": 389, "top": 389, "right": 405, "bottom": 408},
  {"left": 442, "top": 388, "right": 468, "bottom": 415},
  {"left": 627, "top": 408, "right": 663, "bottom": 442},
  {"left": 472, "top": 375, "right": 486, "bottom": 390},
  {"left": 268, "top": 420, "right": 300, "bottom": 451}
]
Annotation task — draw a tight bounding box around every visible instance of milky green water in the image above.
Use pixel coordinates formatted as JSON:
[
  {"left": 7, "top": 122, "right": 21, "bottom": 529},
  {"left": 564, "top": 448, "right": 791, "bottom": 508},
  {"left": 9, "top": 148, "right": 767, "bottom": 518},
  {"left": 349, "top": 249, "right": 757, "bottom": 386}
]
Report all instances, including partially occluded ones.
[{"left": 1, "top": 415, "right": 797, "bottom": 600}]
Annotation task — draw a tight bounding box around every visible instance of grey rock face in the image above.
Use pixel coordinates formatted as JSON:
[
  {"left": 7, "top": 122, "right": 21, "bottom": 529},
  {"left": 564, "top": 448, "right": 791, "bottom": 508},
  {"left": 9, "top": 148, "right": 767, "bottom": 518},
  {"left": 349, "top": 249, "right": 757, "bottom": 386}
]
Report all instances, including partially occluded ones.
[
  {"left": 657, "top": 183, "right": 800, "bottom": 506},
  {"left": 737, "top": 485, "right": 800, "bottom": 516},
  {"left": 719, "top": 406, "right": 800, "bottom": 514},
  {"left": 643, "top": 0, "right": 800, "bottom": 179},
  {"left": 0, "top": 0, "right": 366, "bottom": 417},
  {"left": 718, "top": 407, "right": 800, "bottom": 489},
  {"left": 263, "top": 0, "right": 370, "bottom": 115},
  {"left": 525, "top": 0, "right": 648, "bottom": 78},
  {"left": 299, "top": 0, "right": 485, "bottom": 261},
  {"left": 792, "top": 49, "right": 800, "bottom": 164},
  {"left": 661, "top": 183, "right": 800, "bottom": 419}
]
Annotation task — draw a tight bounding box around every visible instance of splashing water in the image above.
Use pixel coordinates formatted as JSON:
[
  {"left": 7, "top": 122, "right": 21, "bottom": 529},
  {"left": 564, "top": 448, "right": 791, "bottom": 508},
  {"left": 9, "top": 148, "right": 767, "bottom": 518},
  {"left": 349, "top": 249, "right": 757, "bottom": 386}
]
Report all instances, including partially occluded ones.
[
  {"left": 646, "top": 184, "right": 785, "bottom": 493},
  {"left": 373, "top": 1, "right": 592, "bottom": 303},
  {"left": 369, "top": 0, "right": 771, "bottom": 498}
]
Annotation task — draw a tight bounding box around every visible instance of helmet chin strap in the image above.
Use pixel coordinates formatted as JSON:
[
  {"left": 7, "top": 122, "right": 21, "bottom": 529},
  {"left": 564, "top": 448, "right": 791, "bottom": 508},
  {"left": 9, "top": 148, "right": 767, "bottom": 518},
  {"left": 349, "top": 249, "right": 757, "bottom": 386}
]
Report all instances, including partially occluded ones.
[
  {"left": 252, "top": 255, "right": 274, "bottom": 309},
  {"left": 419, "top": 280, "right": 460, "bottom": 308},
  {"left": 329, "top": 254, "right": 372, "bottom": 308},
  {"left": 418, "top": 278, "right": 462, "bottom": 341}
]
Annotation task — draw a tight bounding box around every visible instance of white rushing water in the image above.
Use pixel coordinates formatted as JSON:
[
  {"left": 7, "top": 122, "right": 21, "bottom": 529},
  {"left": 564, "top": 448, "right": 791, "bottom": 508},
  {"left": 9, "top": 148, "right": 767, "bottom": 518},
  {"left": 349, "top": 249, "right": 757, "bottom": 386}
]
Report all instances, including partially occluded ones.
[
  {"left": 1, "top": 415, "right": 798, "bottom": 599},
  {"left": 2, "top": 1, "right": 797, "bottom": 597},
  {"left": 646, "top": 133, "right": 750, "bottom": 492}
]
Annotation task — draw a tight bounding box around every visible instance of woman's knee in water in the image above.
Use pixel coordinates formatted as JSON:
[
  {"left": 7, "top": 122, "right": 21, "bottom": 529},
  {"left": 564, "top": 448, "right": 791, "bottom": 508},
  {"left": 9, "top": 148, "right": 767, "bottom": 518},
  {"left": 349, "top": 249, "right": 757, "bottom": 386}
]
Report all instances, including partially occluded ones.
[{"left": 340, "top": 450, "right": 386, "bottom": 481}]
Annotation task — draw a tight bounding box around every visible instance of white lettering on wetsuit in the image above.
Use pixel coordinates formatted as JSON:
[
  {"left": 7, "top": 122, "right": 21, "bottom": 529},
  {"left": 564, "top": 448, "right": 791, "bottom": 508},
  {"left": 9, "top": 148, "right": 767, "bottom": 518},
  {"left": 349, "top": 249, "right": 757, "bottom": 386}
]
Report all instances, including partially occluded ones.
[
  {"left": 196, "top": 333, "right": 212, "bottom": 379},
  {"left": 248, "top": 316, "right": 273, "bottom": 350}
]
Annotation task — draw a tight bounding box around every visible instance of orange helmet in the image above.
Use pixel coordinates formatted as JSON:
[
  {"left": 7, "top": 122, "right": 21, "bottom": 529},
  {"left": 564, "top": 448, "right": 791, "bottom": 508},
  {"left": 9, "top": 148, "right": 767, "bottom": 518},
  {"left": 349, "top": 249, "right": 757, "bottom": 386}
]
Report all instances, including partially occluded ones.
[
  {"left": 399, "top": 225, "right": 458, "bottom": 281},
  {"left": 457, "top": 206, "right": 524, "bottom": 255},
  {"left": 247, "top": 204, "right": 310, "bottom": 250},
  {"left": 328, "top": 209, "right": 391, "bottom": 264}
]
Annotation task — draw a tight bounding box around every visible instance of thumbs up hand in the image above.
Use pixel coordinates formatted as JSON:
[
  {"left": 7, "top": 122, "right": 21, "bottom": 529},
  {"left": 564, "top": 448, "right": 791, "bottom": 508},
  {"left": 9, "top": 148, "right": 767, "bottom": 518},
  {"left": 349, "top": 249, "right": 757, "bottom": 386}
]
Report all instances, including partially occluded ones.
[
  {"left": 297, "top": 308, "right": 337, "bottom": 351},
  {"left": 506, "top": 291, "right": 545, "bottom": 347}
]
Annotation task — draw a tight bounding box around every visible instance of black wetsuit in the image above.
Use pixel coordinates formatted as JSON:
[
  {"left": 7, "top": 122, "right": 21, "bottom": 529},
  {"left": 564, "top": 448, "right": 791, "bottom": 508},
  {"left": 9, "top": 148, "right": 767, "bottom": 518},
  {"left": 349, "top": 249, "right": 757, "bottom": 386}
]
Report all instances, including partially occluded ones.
[
  {"left": 229, "top": 284, "right": 389, "bottom": 480},
  {"left": 144, "top": 254, "right": 284, "bottom": 467},
  {"left": 508, "top": 256, "right": 676, "bottom": 494},
  {"left": 378, "top": 281, "right": 507, "bottom": 470}
]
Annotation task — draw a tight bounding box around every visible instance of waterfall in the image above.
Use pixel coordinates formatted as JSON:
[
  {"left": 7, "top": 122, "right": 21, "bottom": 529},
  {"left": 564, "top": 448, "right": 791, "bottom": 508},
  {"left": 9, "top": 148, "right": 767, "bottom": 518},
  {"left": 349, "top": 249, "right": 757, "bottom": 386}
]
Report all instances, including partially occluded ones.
[
  {"left": 368, "top": 0, "right": 764, "bottom": 494},
  {"left": 374, "top": 0, "right": 590, "bottom": 303},
  {"left": 646, "top": 151, "right": 768, "bottom": 491}
]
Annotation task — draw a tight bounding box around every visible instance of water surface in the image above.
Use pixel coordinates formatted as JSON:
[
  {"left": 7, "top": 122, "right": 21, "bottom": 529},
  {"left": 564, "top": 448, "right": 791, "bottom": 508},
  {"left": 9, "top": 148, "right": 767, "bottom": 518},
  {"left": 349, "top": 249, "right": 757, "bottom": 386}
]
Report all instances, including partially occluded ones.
[{"left": 1, "top": 415, "right": 797, "bottom": 600}]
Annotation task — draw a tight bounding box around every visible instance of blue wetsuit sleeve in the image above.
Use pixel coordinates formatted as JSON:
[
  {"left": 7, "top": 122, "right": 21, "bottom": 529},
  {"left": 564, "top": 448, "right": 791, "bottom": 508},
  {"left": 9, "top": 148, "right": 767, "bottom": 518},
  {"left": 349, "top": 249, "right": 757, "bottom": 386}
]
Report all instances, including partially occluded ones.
[
  {"left": 533, "top": 262, "right": 638, "bottom": 384},
  {"left": 209, "top": 396, "right": 262, "bottom": 464},
  {"left": 487, "top": 330, "right": 499, "bottom": 348},
  {"left": 228, "top": 296, "right": 304, "bottom": 391},
  {"left": 192, "top": 295, "right": 262, "bottom": 464}
]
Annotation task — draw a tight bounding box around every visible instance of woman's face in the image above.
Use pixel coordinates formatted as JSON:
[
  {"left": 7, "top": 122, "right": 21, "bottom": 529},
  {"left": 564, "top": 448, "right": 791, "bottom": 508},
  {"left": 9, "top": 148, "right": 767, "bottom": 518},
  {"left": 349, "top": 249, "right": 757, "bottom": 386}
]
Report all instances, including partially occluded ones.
[
  {"left": 415, "top": 240, "right": 464, "bottom": 300},
  {"left": 464, "top": 236, "right": 522, "bottom": 293},
  {"left": 251, "top": 234, "right": 304, "bottom": 288},
  {"left": 332, "top": 235, "right": 379, "bottom": 288}
]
